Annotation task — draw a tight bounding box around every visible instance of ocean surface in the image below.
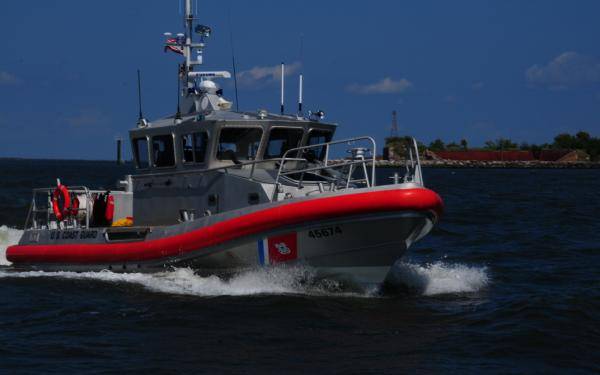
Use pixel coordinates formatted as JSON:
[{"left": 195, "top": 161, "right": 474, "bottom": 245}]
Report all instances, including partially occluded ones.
[{"left": 0, "top": 159, "right": 598, "bottom": 373}]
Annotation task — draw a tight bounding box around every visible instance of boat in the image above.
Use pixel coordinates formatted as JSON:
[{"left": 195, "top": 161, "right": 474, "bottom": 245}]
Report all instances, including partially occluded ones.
[{"left": 6, "top": 1, "right": 443, "bottom": 286}]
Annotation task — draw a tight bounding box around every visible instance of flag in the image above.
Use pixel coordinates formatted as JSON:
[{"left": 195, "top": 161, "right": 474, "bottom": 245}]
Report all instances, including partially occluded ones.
[{"left": 164, "top": 38, "right": 183, "bottom": 55}]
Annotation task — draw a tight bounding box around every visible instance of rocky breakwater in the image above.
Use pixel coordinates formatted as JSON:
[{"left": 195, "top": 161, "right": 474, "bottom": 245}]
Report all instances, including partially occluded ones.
[{"left": 375, "top": 159, "right": 600, "bottom": 169}]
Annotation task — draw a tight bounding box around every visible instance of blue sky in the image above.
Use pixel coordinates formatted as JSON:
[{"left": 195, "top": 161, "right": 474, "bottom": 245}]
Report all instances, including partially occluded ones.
[{"left": 1, "top": 0, "right": 600, "bottom": 159}]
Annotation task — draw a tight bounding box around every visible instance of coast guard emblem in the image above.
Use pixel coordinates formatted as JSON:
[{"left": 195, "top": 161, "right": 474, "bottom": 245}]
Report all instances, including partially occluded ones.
[{"left": 257, "top": 232, "right": 297, "bottom": 265}]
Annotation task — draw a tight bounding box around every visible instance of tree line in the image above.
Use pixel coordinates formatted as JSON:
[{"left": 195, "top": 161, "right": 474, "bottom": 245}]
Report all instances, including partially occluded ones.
[{"left": 420, "top": 131, "right": 600, "bottom": 161}]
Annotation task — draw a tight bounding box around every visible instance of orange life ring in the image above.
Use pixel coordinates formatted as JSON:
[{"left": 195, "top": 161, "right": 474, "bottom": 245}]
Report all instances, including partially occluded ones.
[{"left": 52, "top": 185, "right": 71, "bottom": 221}]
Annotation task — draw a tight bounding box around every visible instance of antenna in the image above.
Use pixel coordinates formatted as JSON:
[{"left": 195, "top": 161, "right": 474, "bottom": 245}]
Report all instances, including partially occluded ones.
[
  {"left": 280, "top": 62, "right": 285, "bottom": 115},
  {"left": 298, "top": 74, "right": 303, "bottom": 116},
  {"left": 390, "top": 110, "right": 398, "bottom": 137},
  {"left": 137, "top": 69, "right": 144, "bottom": 121},
  {"left": 136, "top": 69, "right": 148, "bottom": 127},
  {"left": 298, "top": 34, "right": 304, "bottom": 116},
  {"left": 227, "top": 7, "right": 240, "bottom": 112},
  {"left": 175, "top": 65, "right": 182, "bottom": 123}
]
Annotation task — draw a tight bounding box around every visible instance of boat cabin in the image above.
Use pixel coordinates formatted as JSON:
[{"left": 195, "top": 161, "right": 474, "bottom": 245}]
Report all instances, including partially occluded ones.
[
  {"left": 129, "top": 112, "right": 336, "bottom": 172},
  {"left": 127, "top": 111, "right": 339, "bottom": 226}
]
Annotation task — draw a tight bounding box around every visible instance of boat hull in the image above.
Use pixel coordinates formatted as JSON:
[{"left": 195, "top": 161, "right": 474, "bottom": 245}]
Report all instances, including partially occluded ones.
[{"left": 7, "top": 187, "right": 442, "bottom": 285}]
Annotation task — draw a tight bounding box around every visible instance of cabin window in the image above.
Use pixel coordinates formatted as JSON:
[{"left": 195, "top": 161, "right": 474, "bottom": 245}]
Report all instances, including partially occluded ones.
[
  {"left": 133, "top": 137, "right": 149, "bottom": 169},
  {"left": 217, "top": 127, "right": 263, "bottom": 162},
  {"left": 152, "top": 135, "right": 175, "bottom": 167},
  {"left": 194, "top": 132, "right": 208, "bottom": 162},
  {"left": 264, "top": 128, "right": 304, "bottom": 159},
  {"left": 181, "top": 134, "right": 194, "bottom": 163},
  {"left": 306, "top": 130, "right": 333, "bottom": 160},
  {"left": 181, "top": 132, "right": 208, "bottom": 163}
]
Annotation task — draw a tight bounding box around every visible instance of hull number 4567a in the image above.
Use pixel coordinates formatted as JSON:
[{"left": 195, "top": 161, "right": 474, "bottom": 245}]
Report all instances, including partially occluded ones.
[{"left": 308, "top": 226, "right": 343, "bottom": 239}]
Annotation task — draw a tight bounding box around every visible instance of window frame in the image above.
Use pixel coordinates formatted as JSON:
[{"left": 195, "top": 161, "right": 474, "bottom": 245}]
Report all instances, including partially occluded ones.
[
  {"left": 264, "top": 126, "right": 305, "bottom": 160},
  {"left": 305, "top": 128, "right": 333, "bottom": 160},
  {"left": 215, "top": 125, "right": 264, "bottom": 162},
  {"left": 151, "top": 133, "right": 177, "bottom": 169},
  {"left": 132, "top": 136, "right": 151, "bottom": 170},
  {"left": 181, "top": 131, "right": 209, "bottom": 165}
]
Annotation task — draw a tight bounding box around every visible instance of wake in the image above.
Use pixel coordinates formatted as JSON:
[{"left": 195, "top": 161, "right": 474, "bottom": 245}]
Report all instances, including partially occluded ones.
[{"left": 0, "top": 226, "right": 489, "bottom": 297}]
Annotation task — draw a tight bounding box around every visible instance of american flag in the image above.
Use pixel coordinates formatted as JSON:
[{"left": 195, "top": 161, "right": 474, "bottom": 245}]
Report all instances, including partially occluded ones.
[{"left": 164, "top": 38, "right": 183, "bottom": 55}]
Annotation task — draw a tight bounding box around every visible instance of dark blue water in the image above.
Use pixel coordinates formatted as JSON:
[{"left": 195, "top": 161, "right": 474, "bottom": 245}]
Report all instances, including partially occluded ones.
[{"left": 0, "top": 160, "right": 598, "bottom": 373}]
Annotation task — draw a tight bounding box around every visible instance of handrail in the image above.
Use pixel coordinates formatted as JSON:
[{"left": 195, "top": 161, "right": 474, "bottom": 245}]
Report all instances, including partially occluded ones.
[
  {"left": 275, "top": 136, "right": 377, "bottom": 187},
  {"left": 27, "top": 186, "right": 92, "bottom": 229}
]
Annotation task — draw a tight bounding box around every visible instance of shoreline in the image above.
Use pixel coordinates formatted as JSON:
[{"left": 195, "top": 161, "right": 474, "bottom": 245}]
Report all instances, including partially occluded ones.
[{"left": 376, "top": 160, "right": 600, "bottom": 169}]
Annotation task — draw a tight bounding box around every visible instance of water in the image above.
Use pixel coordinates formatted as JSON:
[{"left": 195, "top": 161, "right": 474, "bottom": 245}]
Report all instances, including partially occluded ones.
[{"left": 0, "top": 159, "right": 598, "bottom": 373}]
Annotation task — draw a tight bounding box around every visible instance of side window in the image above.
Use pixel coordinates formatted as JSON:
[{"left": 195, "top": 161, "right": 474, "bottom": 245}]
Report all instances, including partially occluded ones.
[
  {"left": 152, "top": 135, "right": 175, "bottom": 167},
  {"left": 217, "top": 128, "right": 263, "bottom": 162},
  {"left": 133, "top": 137, "right": 149, "bottom": 169},
  {"left": 265, "top": 128, "right": 304, "bottom": 159},
  {"left": 193, "top": 132, "right": 208, "bottom": 163},
  {"left": 181, "top": 134, "right": 194, "bottom": 163},
  {"left": 307, "top": 130, "right": 333, "bottom": 160}
]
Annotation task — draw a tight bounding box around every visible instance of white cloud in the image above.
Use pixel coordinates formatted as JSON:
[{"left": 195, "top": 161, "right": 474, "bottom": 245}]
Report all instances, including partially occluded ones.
[
  {"left": 0, "top": 71, "right": 21, "bottom": 85},
  {"left": 526, "top": 52, "right": 600, "bottom": 89},
  {"left": 346, "top": 77, "right": 413, "bottom": 94},
  {"left": 237, "top": 62, "right": 301, "bottom": 88}
]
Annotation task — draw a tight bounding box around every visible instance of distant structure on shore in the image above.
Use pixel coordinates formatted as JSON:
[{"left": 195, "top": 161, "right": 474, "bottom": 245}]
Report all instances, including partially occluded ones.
[
  {"left": 424, "top": 149, "right": 589, "bottom": 162},
  {"left": 382, "top": 111, "right": 405, "bottom": 160},
  {"left": 382, "top": 117, "right": 595, "bottom": 164}
]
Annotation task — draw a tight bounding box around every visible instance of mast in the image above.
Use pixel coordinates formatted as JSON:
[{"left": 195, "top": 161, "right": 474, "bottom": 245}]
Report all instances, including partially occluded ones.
[
  {"left": 163, "top": 0, "right": 232, "bottom": 118},
  {"left": 185, "top": 0, "right": 193, "bottom": 72}
]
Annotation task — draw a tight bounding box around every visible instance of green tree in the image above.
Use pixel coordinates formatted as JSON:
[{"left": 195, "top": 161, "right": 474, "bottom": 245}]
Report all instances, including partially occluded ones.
[
  {"left": 484, "top": 138, "right": 517, "bottom": 150},
  {"left": 553, "top": 133, "right": 575, "bottom": 149},
  {"left": 484, "top": 140, "right": 497, "bottom": 150},
  {"left": 496, "top": 138, "right": 518, "bottom": 150},
  {"left": 519, "top": 142, "right": 531, "bottom": 150},
  {"left": 429, "top": 139, "right": 445, "bottom": 151},
  {"left": 576, "top": 131, "right": 591, "bottom": 143},
  {"left": 446, "top": 141, "right": 460, "bottom": 150},
  {"left": 460, "top": 139, "right": 468, "bottom": 150}
]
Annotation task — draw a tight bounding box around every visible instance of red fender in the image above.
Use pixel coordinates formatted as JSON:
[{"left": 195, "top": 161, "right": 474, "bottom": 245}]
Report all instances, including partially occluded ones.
[
  {"left": 105, "top": 194, "right": 115, "bottom": 222},
  {"left": 69, "top": 195, "right": 80, "bottom": 216}
]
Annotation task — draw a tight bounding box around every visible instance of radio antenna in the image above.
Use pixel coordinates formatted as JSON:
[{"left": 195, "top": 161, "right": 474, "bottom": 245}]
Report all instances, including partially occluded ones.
[
  {"left": 298, "top": 34, "right": 304, "bottom": 116},
  {"left": 137, "top": 69, "right": 144, "bottom": 121},
  {"left": 280, "top": 62, "right": 285, "bottom": 115},
  {"left": 227, "top": 7, "right": 240, "bottom": 112}
]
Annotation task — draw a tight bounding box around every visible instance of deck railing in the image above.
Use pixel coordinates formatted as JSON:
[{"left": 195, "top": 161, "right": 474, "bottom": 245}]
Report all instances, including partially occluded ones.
[
  {"left": 25, "top": 186, "right": 93, "bottom": 229},
  {"left": 25, "top": 137, "right": 424, "bottom": 229}
]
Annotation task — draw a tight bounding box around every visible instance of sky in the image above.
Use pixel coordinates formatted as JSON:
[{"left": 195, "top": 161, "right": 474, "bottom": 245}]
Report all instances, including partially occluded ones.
[{"left": 1, "top": 0, "right": 600, "bottom": 159}]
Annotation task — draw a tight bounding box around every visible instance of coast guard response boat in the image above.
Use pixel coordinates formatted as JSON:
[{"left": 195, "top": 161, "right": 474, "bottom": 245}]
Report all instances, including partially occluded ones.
[{"left": 7, "top": 1, "right": 443, "bottom": 286}]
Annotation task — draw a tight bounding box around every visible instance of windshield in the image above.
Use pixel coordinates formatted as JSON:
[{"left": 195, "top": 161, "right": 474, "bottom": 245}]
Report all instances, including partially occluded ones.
[
  {"left": 217, "top": 127, "right": 263, "bottom": 162},
  {"left": 152, "top": 135, "right": 175, "bottom": 167},
  {"left": 264, "top": 128, "right": 304, "bottom": 159},
  {"left": 306, "top": 130, "right": 333, "bottom": 160}
]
